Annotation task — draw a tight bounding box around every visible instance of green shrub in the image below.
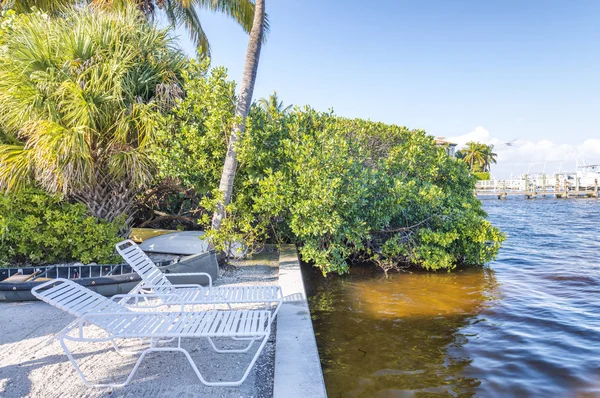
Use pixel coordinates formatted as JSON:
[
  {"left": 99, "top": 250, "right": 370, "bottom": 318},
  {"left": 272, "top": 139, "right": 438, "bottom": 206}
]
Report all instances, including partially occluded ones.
[
  {"left": 154, "top": 59, "right": 235, "bottom": 195},
  {"left": 473, "top": 172, "right": 490, "bottom": 180},
  {"left": 241, "top": 111, "right": 505, "bottom": 274},
  {"left": 156, "top": 63, "right": 505, "bottom": 275},
  {"left": 0, "top": 189, "right": 124, "bottom": 266}
]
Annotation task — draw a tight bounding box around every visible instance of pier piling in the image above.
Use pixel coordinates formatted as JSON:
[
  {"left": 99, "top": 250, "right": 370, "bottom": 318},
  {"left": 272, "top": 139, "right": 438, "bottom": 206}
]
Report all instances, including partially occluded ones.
[{"left": 542, "top": 175, "right": 546, "bottom": 198}]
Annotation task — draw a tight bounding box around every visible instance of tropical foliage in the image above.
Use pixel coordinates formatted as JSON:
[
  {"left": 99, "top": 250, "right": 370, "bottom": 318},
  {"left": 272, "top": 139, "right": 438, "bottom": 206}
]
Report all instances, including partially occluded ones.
[
  {"left": 154, "top": 60, "right": 235, "bottom": 195},
  {"left": 457, "top": 141, "right": 497, "bottom": 173},
  {"left": 245, "top": 115, "right": 505, "bottom": 274},
  {"left": 0, "top": 0, "right": 261, "bottom": 56},
  {"left": 0, "top": 189, "right": 122, "bottom": 266},
  {"left": 473, "top": 171, "right": 490, "bottom": 180},
  {"left": 0, "top": 4, "right": 504, "bottom": 272},
  {"left": 259, "top": 92, "right": 292, "bottom": 115},
  {"left": 0, "top": 7, "right": 185, "bottom": 223},
  {"left": 156, "top": 64, "right": 505, "bottom": 274}
]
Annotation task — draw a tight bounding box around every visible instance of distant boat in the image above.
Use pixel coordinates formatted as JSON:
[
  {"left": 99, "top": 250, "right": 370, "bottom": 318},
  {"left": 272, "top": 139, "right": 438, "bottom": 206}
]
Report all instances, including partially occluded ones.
[{"left": 577, "top": 164, "right": 600, "bottom": 187}]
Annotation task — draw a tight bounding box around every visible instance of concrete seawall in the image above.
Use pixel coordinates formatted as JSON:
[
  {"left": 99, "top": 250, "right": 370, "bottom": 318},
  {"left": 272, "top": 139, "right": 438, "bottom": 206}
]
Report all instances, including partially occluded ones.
[{"left": 273, "top": 245, "right": 327, "bottom": 398}]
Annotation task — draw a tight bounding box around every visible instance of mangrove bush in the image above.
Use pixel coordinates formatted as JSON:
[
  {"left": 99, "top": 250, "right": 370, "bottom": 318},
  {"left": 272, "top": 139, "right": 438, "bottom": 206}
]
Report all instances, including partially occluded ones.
[{"left": 156, "top": 64, "right": 505, "bottom": 274}]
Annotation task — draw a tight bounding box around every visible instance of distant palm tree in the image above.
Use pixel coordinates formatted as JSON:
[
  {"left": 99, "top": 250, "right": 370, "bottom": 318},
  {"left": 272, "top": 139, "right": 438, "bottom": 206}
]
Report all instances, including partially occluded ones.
[
  {"left": 258, "top": 91, "right": 292, "bottom": 115},
  {"left": 457, "top": 142, "right": 498, "bottom": 173},
  {"left": 212, "top": 0, "right": 265, "bottom": 231},
  {"left": 482, "top": 144, "right": 497, "bottom": 172},
  {"left": 0, "top": 0, "right": 260, "bottom": 57},
  {"left": 460, "top": 141, "right": 487, "bottom": 172}
]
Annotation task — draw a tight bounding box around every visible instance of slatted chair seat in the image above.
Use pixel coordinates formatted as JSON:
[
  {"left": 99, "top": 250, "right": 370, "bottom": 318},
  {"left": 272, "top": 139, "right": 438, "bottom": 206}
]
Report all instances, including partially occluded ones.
[
  {"left": 100, "top": 310, "right": 270, "bottom": 339},
  {"left": 158, "top": 285, "right": 282, "bottom": 305},
  {"left": 32, "top": 279, "right": 272, "bottom": 388}
]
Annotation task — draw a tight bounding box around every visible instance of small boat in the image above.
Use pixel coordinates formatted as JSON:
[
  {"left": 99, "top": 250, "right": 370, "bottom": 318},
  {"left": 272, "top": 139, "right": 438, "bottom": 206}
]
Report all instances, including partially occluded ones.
[
  {"left": 577, "top": 164, "right": 600, "bottom": 187},
  {"left": 139, "top": 230, "right": 246, "bottom": 258},
  {"left": 140, "top": 231, "right": 209, "bottom": 255},
  {"left": 129, "top": 227, "right": 177, "bottom": 243},
  {"left": 0, "top": 250, "right": 218, "bottom": 301}
]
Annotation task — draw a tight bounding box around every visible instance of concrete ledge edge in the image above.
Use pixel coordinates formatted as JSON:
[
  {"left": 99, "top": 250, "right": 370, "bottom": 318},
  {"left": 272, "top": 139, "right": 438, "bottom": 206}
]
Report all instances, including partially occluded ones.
[{"left": 273, "top": 244, "right": 327, "bottom": 398}]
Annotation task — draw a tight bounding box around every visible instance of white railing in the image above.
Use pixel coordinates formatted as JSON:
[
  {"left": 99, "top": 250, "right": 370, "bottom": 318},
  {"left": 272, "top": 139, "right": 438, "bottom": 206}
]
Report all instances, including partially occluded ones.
[
  {"left": 477, "top": 174, "right": 597, "bottom": 192},
  {"left": 476, "top": 175, "right": 569, "bottom": 192}
]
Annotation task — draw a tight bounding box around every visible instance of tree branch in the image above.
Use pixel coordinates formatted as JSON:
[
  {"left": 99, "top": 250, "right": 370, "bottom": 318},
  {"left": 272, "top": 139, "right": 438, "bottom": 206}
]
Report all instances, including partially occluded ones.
[{"left": 372, "top": 216, "right": 434, "bottom": 234}]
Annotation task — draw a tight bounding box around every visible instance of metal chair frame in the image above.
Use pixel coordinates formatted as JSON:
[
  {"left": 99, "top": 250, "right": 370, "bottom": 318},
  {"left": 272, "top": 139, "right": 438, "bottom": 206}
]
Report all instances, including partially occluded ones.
[{"left": 32, "top": 279, "right": 271, "bottom": 388}]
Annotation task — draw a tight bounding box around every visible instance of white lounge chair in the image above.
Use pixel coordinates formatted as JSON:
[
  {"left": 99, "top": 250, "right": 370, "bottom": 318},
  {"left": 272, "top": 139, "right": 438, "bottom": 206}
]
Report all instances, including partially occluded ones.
[
  {"left": 116, "top": 240, "right": 282, "bottom": 316},
  {"left": 32, "top": 278, "right": 272, "bottom": 388}
]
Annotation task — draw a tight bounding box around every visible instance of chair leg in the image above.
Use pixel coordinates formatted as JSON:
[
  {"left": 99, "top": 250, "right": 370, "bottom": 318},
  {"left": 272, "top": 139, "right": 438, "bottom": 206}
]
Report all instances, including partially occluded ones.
[
  {"left": 231, "top": 335, "right": 262, "bottom": 341},
  {"left": 110, "top": 340, "right": 139, "bottom": 356},
  {"left": 59, "top": 335, "right": 146, "bottom": 388},
  {"left": 61, "top": 334, "right": 269, "bottom": 388},
  {"left": 116, "top": 338, "right": 181, "bottom": 355},
  {"left": 106, "top": 332, "right": 155, "bottom": 356},
  {"left": 183, "top": 334, "right": 270, "bottom": 387},
  {"left": 207, "top": 336, "right": 255, "bottom": 353}
]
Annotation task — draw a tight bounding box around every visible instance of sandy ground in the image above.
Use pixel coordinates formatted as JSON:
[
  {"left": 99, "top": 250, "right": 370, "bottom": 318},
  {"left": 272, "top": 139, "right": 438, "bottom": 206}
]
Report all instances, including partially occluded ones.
[{"left": 0, "top": 251, "right": 279, "bottom": 398}]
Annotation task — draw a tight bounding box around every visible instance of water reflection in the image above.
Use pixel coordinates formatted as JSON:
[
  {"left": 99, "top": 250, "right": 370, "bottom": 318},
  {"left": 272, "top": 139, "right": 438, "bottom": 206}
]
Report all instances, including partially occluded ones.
[{"left": 304, "top": 265, "right": 498, "bottom": 397}]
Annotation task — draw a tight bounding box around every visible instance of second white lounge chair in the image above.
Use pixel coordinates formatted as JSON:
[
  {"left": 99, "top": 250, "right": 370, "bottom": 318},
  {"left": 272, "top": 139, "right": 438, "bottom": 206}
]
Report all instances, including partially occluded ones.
[{"left": 116, "top": 240, "right": 283, "bottom": 317}]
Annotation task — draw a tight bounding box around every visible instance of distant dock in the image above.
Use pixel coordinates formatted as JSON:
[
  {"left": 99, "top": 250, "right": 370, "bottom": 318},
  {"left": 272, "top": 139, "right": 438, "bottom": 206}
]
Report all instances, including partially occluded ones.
[{"left": 476, "top": 174, "right": 599, "bottom": 199}]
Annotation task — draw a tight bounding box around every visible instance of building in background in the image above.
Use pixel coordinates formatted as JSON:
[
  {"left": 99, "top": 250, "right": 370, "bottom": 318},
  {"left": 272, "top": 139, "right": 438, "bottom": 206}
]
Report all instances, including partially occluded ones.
[{"left": 434, "top": 137, "right": 458, "bottom": 157}]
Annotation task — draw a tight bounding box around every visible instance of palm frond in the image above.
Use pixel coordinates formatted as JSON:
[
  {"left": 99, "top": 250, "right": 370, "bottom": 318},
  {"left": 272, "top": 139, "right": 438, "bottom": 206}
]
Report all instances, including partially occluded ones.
[
  {"left": 0, "top": 0, "right": 77, "bottom": 14},
  {"left": 0, "top": 144, "right": 33, "bottom": 192},
  {"left": 195, "top": 0, "right": 254, "bottom": 32},
  {"left": 259, "top": 91, "right": 291, "bottom": 115},
  {"left": 172, "top": 1, "right": 211, "bottom": 57},
  {"left": 194, "top": 0, "right": 270, "bottom": 50}
]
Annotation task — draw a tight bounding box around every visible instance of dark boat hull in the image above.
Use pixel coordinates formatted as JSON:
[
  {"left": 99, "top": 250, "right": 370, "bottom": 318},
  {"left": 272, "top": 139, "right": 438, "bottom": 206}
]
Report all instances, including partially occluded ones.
[{"left": 0, "top": 250, "right": 218, "bottom": 301}]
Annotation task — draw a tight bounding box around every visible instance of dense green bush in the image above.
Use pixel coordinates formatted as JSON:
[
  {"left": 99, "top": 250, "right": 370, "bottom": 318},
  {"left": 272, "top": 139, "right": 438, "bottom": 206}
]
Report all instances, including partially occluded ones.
[
  {"left": 242, "top": 112, "right": 505, "bottom": 274},
  {"left": 153, "top": 60, "right": 290, "bottom": 250},
  {"left": 473, "top": 172, "right": 490, "bottom": 180},
  {"left": 0, "top": 189, "right": 123, "bottom": 266},
  {"left": 154, "top": 60, "right": 235, "bottom": 195},
  {"left": 155, "top": 63, "right": 505, "bottom": 275}
]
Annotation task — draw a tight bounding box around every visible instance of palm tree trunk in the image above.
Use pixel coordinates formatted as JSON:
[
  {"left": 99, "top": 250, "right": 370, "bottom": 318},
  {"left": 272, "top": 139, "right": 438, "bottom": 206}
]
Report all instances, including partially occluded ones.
[
  {"left": 71, "top": 171, "right": 137, "bottom": 235},
  {"left": 211, "top": 0, "right": 265, "bottom": 231}
]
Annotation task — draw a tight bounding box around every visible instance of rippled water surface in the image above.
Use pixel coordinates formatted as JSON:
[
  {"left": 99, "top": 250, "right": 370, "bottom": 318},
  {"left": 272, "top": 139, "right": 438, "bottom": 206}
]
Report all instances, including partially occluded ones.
[{"left": 304, "top": 199, "right": 600, "bottom": 397}]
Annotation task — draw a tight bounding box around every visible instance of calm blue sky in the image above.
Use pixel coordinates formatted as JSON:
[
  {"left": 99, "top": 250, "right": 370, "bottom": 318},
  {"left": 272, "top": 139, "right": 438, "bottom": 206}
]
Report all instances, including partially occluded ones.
[{"left": 172, "top": 0, "right": 600, "bottom": 176}]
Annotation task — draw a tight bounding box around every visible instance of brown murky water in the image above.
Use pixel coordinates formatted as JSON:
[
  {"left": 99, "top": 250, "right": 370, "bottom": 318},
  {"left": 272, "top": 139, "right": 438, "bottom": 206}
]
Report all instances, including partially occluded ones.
[{"left": 304, "top": 199, "right": 600, "bottom": 397}]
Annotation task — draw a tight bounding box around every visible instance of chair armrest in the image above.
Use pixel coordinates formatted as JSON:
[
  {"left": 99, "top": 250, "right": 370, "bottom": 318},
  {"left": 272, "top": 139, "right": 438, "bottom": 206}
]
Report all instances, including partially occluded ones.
[
  {"left": 81, "top": 311, "right": 178, "bottom": 319},
  {"left": 112, "top": 293, "right": 185, "bottom": 311},
  {"left": 138, "top": 283, "right": 206, "bottom": 290}
]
